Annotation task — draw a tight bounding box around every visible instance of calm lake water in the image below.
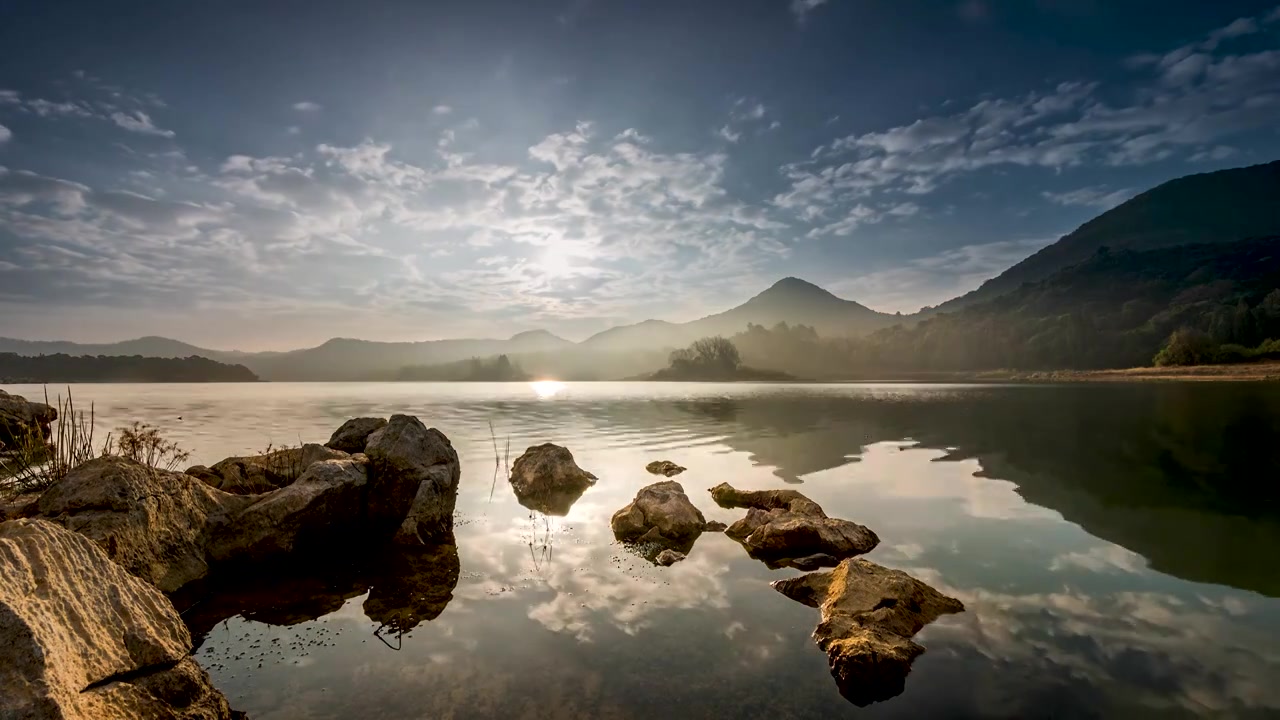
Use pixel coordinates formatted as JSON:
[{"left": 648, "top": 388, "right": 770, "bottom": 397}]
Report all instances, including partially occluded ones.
[{"left": 8, "top": 381, "right": 1280, "bottom": 719}]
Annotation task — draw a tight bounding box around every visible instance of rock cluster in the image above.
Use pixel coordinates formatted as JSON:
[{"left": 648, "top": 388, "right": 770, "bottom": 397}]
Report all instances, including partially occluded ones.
[
  {"left": 772, "top": 558, "right": 964, "bottom": 706},
  {"left": 0, "top": 388, "right": 56, "bottom": 451},
  {"left": 0, "top": 519, "right": 238, "bottom": 719},
  {"left": 509, "top": 443, "right": 597, "bottom": 516},
  {"left": 710, "top": 482, "right": 879, "bottom": 567},
  {"left": 191, "top": 443, "right": 349, "bottom": 494}
]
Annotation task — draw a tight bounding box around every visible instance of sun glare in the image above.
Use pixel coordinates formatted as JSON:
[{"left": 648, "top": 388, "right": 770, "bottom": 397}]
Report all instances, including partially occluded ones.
[
  {"left": 537, "top": 246, "right": 574, "bottom": 277},
  {"left": 530, "top": 380, "right": 566, "bottom": 398}
]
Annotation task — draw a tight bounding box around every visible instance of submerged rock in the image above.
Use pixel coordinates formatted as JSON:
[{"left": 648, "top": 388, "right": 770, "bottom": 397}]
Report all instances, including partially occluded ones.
[
  {"left": 365, "top": 414, "right": 461, "bottom": 544},
  {"left": 611, "top": 480, "right": 706, "bottom": 553},
  {"left": 645, "top": 460, "right": 686, "bottom": 477},
  {"left": 772, "top": 558, "right": 964, "bottom": 707},
  {"left": 654, "top": 548, "right": 687, "bottom": 566},
  {"left": 704, "top": 520, "right": 728, "bottom": 532},
  {"left": 0, "top": 518, "right": 237, "bottom": 719},
  {"left": 0, "top": 389, "right": 56, "bottom": 448},
  {"left": 509, "top": 443, "right": 597, "bottom": 516},
  {"left": 710, "top": 482, "right": 878, "bottom": 564},
  {"left": 326, "top": 416, "right": 388, "bottom": 453},
  {"left": 201, "top": 443, "right": 349, "bottom": 494}
]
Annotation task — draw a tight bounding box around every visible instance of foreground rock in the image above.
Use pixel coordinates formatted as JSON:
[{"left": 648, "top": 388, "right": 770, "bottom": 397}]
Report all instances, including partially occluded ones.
[
  {"left": 509, "top": 443, "right": 597, "bottom": 515},
  {"left": 710, "top": 483, "right": 878, "bottom": 566},
  {"left": 0, "top": 519, "right": 237, "bottom": 719},
  {"left": 645, "top": 460, "right": 686, "bottom": 477},
  {"left": 199, "top": 443, "right": 349, "bottom": 494},
  {"left": 772, "top": 558, "right": 964, "bottom": 707},
  {"left": 326, "top": 416, "right": 388, "bottom": 453},
  {"left": 0, "top": 388, "right": 56, "bottom": 449},
  {"left": 365, "top": 414, "right": 461, "bottom": 544},
  {"left": 611, "top": 480, "right": 706, "bottom": 556}
]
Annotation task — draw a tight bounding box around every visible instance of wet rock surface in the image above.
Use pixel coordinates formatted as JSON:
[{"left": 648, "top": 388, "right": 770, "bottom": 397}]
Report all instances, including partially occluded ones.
[
  {"left": 645, "top": 459, "right": 686, "bottom": 477},
  {"left": 772, "top": 558, "right": 964, "bottom": 706},
  {"left": 200, "top": 443, "right": 349, "bottom": 494},
  {"left": 710, "top": 482, "right": 878, "bottom": 565},
  {"left": 611, "top": 480, "right": 707, "bottom": 553},
  {"left": 0, "top": 518, "right": 237, "bottom": 719},
  {"left": 325, "top": 416, "right": 388, "bottom": 453},
  {"left": 509, "top": 443, "right": 597, "bottom": 516}
]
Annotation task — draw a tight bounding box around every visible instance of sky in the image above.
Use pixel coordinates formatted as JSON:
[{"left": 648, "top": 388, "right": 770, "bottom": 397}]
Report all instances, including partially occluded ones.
[{"left": 1, "top": 0, "right": 1279, "bottom": 350}]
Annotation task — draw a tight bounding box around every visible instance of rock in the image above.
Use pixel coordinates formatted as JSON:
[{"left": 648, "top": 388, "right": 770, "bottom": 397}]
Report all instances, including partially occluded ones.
[
  {"left": 710, "top": 482, "right": 878, "bottom": 563},
  {"left": 183, "top": 464, "right": 221, "bottom": 485},
  {"left": 645, "top": 460, "right": 686, "bottom": 477},
  {"left": 326, "top": 416, "right": 388, "bottom": 453},
  {"left": 0, "top": 389, "right": 56, "bottom": 448},
  {"left": 203, "top": 443, "right": 349, "bottom": 494},
  {"left": 37, "top": 456, "right": 248, "bottom": 592},
  {"left": 362, "top": 538, "right": 461, "bottom": 634},
  {"left": 654, "top": 548, "right": 686, "bottom": 566},
  {"left": 206, "top": 457, "right": 369, "bottom": 564},
  {"left": 772, "top": 558, "right": 964, "bottom": 707},
  {"left": 788, "top": 553, "right": 840, "bottom": 571},
  {"left": 611, "top": 480, "right": 706, "bottom": 550},
  {"left": 0, "top": 491, "right": 39, "bottom": 521},
  {"left": 509, "top": 443, "right": 597, "bottom": 516},
  {"left": 0, "top": 518, "right": 237, "bottom": 719},
  {"left": 365, "top": 414, "right": 461, "bottom": 544},
  {"left": 704, "top": 520, "right": 728, "bottom": 532}
]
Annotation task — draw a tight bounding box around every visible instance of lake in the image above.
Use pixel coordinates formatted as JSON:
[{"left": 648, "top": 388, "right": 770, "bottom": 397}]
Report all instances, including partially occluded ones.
[{"left": 7, "top": 381, "right": 1280, "bottom": 719}]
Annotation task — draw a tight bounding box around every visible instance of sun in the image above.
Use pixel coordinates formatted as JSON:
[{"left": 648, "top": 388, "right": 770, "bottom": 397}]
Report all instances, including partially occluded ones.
[
  {"left": 530, "top": 380, "right": 565, "bottom": 398},
  {"left": 537, "top": 245, "right": 574, "bottom": 277}
]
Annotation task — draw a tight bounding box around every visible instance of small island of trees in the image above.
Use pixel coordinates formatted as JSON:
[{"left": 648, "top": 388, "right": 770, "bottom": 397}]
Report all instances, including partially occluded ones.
[{"left": 647, "top": 337, "right": 794, "bottom": 381}]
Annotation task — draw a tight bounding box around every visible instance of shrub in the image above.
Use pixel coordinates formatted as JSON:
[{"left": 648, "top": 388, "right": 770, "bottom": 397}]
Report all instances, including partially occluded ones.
[
  {"left": 106, "top": 421, "right": 192, "bottom": 472},
  {"left": 1153, "top": 328, "right": 1217, "bottom": 366}
]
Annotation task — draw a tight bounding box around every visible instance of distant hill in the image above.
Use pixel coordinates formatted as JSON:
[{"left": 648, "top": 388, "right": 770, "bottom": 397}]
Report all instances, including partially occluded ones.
[
  {"left": 582, "top": 277, "right": 899, "bottom": 352},
  {"left": 0, "top": 353, "right": 259, "bottom": 383},
  {"left": 936, "top": 160, "right": 1280, "bottom": 313},
  {"left": 0, "top": 335, "right": 225, "bottom": 359}
]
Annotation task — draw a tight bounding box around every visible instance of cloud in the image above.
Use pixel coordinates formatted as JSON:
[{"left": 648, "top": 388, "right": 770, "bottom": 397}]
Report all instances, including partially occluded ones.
[
  {"left": 432, "top": 105, "right": 453, "bottom": 115},
  {"left": 109, "top": 110, "right": 175, "bottom": 137},
  {"left": 0, "top": 124, "right": 9, "bottom": 144},
  {"left": 292, "top": 101, "right": 322, "bottom": 112},
  {"left": 788, "top": 0, "right": 829, "bottom": 23},
  {"left": 1042, "top": 186, "right": 1136, "bottom": 210},
  {"left": 716, "top": 125, "right": 741, "bottom": 143}
]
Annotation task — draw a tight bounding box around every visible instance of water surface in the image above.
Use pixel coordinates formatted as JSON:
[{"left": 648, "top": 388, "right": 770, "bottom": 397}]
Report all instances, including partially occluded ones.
[{"left": 9, "top": 381, "right": 1280, "bottom": 719}]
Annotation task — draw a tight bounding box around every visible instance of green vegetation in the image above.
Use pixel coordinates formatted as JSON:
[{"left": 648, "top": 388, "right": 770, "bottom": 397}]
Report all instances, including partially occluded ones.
[
  {"left": 398, "top": 354, "right": 531, "bottom": 381},
  {"left": 649, "top": 337, "right": 794, "bottom": 381},
  {"left": 0, "top": 353, "right": 259, "bottom": 383},
  {"left": 1153, "top": 330, "right": 1280, "bottom": 367}
]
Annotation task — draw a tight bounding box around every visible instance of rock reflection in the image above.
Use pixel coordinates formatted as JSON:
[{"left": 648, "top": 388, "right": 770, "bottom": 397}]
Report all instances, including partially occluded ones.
[{"left": 180, "top": 535, "right": 460, "bottom": 647}]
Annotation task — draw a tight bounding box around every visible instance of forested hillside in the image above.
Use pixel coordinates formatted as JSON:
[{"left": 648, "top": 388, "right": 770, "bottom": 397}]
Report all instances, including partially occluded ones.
[{"left": 0, "top": 354, "right": 260, "bottom": 383}]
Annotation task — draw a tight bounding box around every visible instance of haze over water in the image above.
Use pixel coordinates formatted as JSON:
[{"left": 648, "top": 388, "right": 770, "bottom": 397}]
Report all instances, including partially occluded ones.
[{"left": 10, "top": 381, "right": 1280, "bottom": 719}]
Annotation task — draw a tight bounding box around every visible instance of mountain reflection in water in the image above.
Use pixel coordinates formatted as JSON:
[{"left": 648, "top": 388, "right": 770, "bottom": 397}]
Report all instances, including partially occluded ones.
[{"left": 9, "top": 381, "right": 1277, "bottom": 718}]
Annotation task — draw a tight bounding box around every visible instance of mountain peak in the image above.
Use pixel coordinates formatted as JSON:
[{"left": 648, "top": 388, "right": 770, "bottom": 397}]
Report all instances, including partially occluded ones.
[{"left": 509, "top": 329, "right": 567, "bottom": 343}]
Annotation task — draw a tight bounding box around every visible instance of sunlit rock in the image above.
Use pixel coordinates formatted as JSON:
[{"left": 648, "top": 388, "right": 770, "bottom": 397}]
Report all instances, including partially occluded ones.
[
  {"left": 326, "top": 416, "right": 388, "bottom": 453},
  {"left": 645, "top": 459, "right": 686, "bottom": 477},
  {"left": 365, "top": 414, "right": 461, "bottom": 544},
  {"left": 0, "top": 518, "right": 237, "bottom": 719},
  {"left": 200, "top": 443, "right": 349, "bottom": 494},
  {"left": 509, "top": 443, "right": 597, "bottom": 516},
  {"left": 709, "top": 482, "right": 878, "bottom": 564},
  {"left": 772, "top": 558, "right": 964, "bottom": 707},
  {"left": 655, "top": 548, "right": 686, "bottom": 566},
  {"left": 612, "top": 480, "right": 706, "bottom": 554}
]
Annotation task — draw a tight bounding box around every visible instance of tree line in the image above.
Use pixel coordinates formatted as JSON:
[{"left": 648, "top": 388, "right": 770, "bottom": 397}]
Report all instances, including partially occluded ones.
[{"left": 0, "top": 353, "right": 259, "bottom": 383}]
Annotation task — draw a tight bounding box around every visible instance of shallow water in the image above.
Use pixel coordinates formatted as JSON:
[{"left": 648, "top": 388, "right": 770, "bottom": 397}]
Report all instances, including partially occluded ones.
[{"left": 9, "top": 381, "right": 1280, "bottom": 719}]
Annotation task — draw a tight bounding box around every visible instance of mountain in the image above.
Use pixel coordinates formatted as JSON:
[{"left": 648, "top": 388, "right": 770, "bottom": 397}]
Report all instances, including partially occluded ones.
[
  {"left": 936, "top": 159, "right": 1280, "bottom": 312},
  {"left": 0, "top": 335, "right": 224, "bottom": 359},
  {"left": 582, "top": 277, "right": 899, "bottom": 352}
]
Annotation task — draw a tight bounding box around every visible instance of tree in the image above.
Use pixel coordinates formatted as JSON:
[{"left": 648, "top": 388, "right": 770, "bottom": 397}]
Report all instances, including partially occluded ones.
[
  {"left": 690, "top": 336, "right": 741, "bottom": 371},
  {"left": 1153, "top": 328, "right": 1217, "bottom": 366}
]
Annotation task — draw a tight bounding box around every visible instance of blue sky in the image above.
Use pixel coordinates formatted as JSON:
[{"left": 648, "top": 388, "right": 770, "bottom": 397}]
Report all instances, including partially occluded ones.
[{"left": 1, "top": 0, "right": 1279, "bottom": 350}]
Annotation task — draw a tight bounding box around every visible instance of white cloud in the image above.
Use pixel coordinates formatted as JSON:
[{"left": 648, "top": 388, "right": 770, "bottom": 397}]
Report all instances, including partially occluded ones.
[
  {"left": 1042, "top": 186, "right": 1136, "bottom": 210},
  {"left": 110, "top": 110, "right": 175, "bottom": 138},
  {"left": 789, "top": 0, "right": 829, "bottom": 23},
  {"left": 432, "top": 105, "right": 453, "bottom": 115},
  {"left": 0, "top": 124, "right": 10, "bottom": 144},
  {"left": 292, "top": 101, "right": 322, "bottom": 112},
  {"left": 716, "top": 125, "right": 741, "bottom": 143}
]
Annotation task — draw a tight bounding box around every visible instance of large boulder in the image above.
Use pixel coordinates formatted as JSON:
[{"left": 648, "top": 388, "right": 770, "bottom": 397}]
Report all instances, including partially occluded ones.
[
  {"left": 0, "top": 518, "right": 237, "bottom": 719},
  {"left": 207, "top": 456, "right": 369, "bottom": 564},
  {"left": 325, "top": 416, "right": 388, "bottom": 453},
  {"left": 364, "top": 414, "right": 461, "bottom": 544},
  {"left": 201, "top": 443, "right": 349, "bottom": 494},
  {"left": 509, "top": 443, "right": 597, "bottom": 516},
  {"left": 611, "top": 480, "right": 706, "bottom": 551},
  {"left": 0, "top": 389, "right": 56, "bottom": 448},
  {"left": 772, "top": 558, "right": 964, "bottom": 707},
  {"left": 36, "top": 456, "right": 248, "bottom": 592},
  {"left": 710, "top": 482, "right": 878, "bottom": 566}
]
